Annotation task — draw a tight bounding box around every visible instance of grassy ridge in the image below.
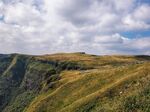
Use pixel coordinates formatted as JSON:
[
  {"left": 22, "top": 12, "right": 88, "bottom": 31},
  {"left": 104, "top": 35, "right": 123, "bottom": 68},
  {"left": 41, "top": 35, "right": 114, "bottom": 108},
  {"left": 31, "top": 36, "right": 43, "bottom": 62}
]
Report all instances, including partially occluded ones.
[
  {"left": 0, "top": 53, "right": 149, "bottom": 112},
  {"left": 26, "top": 63, "right": 150, "bottom": 112}
]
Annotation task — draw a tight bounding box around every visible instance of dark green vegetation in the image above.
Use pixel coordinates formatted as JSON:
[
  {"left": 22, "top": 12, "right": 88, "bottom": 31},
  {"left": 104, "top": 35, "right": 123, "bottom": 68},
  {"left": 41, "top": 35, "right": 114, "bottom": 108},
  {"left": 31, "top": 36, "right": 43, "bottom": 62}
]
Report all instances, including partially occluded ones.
[{"left": 0, "top": 53, "right": 150, "bottom": 112}]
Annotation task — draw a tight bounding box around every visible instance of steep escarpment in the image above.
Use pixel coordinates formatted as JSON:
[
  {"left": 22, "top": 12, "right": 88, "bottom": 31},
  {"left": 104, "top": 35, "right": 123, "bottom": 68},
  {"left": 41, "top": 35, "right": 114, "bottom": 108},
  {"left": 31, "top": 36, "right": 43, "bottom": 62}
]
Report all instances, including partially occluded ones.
[
  {"left": 0, "top": 54, "right": 29, "bottom": 111},
  {"left": 0, "top": 53, "right": 150, "bottom": 112},
  {"left": 0, "top": 53, "right": 87, "bottom": 112}
]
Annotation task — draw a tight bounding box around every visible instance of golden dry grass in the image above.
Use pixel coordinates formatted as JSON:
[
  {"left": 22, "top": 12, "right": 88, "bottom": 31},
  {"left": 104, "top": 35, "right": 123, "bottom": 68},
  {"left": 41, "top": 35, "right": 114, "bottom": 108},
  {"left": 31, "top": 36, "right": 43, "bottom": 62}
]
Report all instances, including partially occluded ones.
[{"left": 25, "top": 55, "right": 150, "bottom": 112}]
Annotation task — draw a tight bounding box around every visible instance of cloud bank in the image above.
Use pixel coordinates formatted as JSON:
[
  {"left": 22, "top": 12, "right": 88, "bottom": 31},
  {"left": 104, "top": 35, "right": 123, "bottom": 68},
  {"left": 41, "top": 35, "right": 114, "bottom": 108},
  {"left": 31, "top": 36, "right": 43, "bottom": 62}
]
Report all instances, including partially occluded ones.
[{"left": 0, "top": 0, "right": 150, "bottom": 55}]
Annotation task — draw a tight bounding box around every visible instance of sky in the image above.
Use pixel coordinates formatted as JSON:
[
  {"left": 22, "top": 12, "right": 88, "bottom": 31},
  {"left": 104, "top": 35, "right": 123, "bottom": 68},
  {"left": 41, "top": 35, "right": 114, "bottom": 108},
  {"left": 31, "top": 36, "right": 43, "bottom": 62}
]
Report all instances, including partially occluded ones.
[{"left": 0, "top": 0, "right": 150, "bottom": 55}]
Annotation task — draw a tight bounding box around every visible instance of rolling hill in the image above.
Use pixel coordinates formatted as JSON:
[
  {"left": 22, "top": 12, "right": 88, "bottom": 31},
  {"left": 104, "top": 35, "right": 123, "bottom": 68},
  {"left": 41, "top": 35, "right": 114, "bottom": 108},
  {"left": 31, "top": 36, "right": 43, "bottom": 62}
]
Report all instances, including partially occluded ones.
[{"left": 0, "top": 53, "right": 150, "bottom": 112}]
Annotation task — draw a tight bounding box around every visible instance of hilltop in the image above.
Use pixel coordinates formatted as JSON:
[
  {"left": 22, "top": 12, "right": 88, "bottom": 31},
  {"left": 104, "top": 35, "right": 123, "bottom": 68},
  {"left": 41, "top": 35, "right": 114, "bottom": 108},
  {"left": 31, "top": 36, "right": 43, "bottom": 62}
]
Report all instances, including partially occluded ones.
[{"left": 0, "top": 53, "right": 150, "bottom": 112}]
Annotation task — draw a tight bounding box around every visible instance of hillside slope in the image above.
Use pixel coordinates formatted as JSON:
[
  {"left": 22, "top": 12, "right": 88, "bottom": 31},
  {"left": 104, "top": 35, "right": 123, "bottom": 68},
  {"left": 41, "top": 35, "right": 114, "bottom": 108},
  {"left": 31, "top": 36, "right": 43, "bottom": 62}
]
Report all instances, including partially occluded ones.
[{"left": 0, "top": 53, "right": 150, "bottom": 112}]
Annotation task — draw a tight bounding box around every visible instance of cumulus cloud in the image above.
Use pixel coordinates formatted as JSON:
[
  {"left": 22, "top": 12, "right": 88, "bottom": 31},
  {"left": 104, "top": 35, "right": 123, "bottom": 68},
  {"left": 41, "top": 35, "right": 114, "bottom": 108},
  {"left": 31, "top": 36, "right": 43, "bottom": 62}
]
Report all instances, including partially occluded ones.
[
  {"left": 0, "top": 0, "right": 150, "bottom": 55},
  {"left": 123, "top": 4, "right": 150, "bottom": 30},
  {"left": 4, "top": 3, "right": 41, "bottom": 25}
]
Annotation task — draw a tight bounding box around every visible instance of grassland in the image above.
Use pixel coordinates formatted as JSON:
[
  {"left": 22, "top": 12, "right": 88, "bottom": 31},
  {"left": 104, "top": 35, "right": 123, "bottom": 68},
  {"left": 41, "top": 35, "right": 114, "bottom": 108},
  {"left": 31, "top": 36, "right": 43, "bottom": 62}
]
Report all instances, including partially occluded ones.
[{"left": 0, "top": 53, "right": 149, "bottom": 112}]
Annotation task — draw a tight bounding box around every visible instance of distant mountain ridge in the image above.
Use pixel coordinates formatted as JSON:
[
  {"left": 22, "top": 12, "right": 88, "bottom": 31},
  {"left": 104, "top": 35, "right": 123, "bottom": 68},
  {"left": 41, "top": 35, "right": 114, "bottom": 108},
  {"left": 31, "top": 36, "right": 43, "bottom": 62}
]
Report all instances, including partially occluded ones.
[{"left": 0, "top": 53, "right": 150, "bottom": 112}]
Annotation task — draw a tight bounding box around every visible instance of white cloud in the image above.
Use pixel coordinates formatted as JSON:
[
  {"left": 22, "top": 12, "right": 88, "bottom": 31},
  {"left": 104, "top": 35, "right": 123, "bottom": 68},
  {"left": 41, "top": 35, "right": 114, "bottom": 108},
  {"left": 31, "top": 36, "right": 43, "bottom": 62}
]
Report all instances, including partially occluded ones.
[
  {"left": 128, "top": 37, "right": 150, "bottom": 50},
  {"left": 0, "top": 0, "right": 150, "bottom": 55},
  {"left": 134, "top": 4, "right": 150, "bottom": 22},
  {"left": 4, "top": 2, "right": 43, "bottom": 26},
  {"left": 94, "top": 33, "right": 124, "bottom": 44},
  {"left": 122, "top": 4, "right": 150, "bottom": 30}
]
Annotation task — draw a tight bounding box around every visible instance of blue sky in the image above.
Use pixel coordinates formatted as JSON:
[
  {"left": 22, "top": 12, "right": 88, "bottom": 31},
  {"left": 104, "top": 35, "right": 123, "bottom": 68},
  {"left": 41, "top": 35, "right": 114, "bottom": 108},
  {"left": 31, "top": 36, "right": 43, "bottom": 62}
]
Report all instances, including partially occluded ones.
[
  {"left": 121, "top": 30, "right": 150, "bottom": 38},
  {"left": 0, "top": 0, "right": 150, "bottom": 55},
  {"left": 138, "top": 0, "right": 150, "bottom": 4}
]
